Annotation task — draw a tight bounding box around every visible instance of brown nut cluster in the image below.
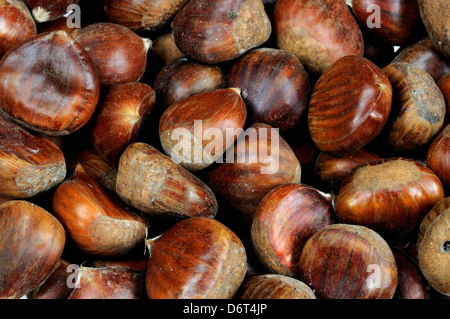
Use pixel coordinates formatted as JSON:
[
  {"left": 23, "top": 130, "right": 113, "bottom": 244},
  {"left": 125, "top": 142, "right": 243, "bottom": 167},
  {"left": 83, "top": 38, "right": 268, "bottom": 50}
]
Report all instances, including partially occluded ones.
[{"left": 0, "top": 0, "right": 448, "bottom": 303}]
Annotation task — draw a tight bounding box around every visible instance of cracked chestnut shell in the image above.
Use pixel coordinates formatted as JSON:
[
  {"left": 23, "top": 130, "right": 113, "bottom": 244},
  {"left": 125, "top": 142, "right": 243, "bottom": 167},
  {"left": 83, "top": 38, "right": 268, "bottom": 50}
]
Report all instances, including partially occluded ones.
[{"left": 0, "top": 30, "right": 100, "bottom": 136}]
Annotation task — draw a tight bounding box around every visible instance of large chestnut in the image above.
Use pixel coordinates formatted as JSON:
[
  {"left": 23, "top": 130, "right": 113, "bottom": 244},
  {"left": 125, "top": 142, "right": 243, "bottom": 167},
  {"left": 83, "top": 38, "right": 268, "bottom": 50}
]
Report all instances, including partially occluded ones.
[
  {"left": 227, "top": 47, "right": 310, "bottom": 132},
  {"left": 273, "top": 0, "right": 364, "bottom": 74},
  {"left": 0, "top": 200, "right": 66, "bottom": 299},
  {"left": 0, "top": 30, "right": 100, "bottom": 136},
  {"left": 23, "top": 0, "right": 80, "bottom": 23},
  {"left": 299, "top": 223, "right": 398, "bottom": 299},
  {"left": 146, "top": 217, "right": 247, "bottom": 299},
  {"left": 418, "top": 0, "right": 450, "bottom": 58},
  {"left": 335, "top": 157, "right": 444, "bottom": 237},
  {"left": 251, "top": 183, "right": 334, "bottom": 277},
  {"left": 427, "top": 125, "right": 450, "bottom": 189},
  {"left": 308, "top": 55, "right": 392, "bottom": 155},
  {"left": 172, "top": 0, "right": 272, "bottom": 65}
]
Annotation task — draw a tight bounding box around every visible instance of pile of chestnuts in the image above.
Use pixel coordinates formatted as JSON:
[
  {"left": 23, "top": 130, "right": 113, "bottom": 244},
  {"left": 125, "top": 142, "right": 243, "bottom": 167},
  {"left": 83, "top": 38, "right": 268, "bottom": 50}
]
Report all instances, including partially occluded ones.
[{"left": 0, "top": 0, "right": 449, "bottom": 300}]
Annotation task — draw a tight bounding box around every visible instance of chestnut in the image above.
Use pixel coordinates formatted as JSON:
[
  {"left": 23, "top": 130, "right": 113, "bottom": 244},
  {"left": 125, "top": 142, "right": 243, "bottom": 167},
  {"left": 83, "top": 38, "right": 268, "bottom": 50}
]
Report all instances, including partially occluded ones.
[
  {"left": 71, "top": 23, "right": 152, "bottom": 87},
  {"left": 0, "top": 30, "right": 100, "bottom": 136},
  {"left": 381, "top": 62, "right": 446, "bottom": 152},
  {"left": 335, "top": 157, "right": 445, "bottom": 237},
  {"left": 159, "top": 88, "right": 247, "bottom": 171},
  {"left": 104, "top": 0, "right": 190, "bottom": 32},
  {"left": 417, "top": 197, "right": 450, "bottom": 249},
  {"left": 251, "top": 183, "right": 334, "bottom": 277},
  {"left": 418, "top": 0, "right": 450, "bottom": 58},
  {"left": 150, "top": 32, "right": 184, "bottom": 67},
  {"left": 154, "top": 57, "right": 226, "bottom": 109},
  {"left": 237, "top": 274, "right": 316, "bottom": 299},
  {"left": 146, "top": 217, "right": 247, "bottom": 299},
  {"left": 227, "top": 47, "right": 310, "bottom": 132},
  {"left": 299, "top": 223, "right": 398, "bottom": 299},
  {"left": 0, "top": 200, "right": 66, "bottom": 299},
  {"left": 308, "top": 55, "right": 392, "bottom": 156},
  {"left": 427, "top": 125, "right": 450, "bottom": 189},
  {"left": 53, "top": 165, "right": 149, "bottom": 257},
  {"left": 0, "top": 0, "right": 37, "bottom": 58},
  {"left": 91, "top": 82, "right": 156, "bottom": 164},
  {"left": 206, "top": 123, "right": 301, "bottom": 225},
  {"left": 273, "top": 0, "right": 364, "bottom": 74},
  {"left": 172, "top": 0, "right": 272, "bottom": 64},
  {"left": 115, "top": 142, "right": 218, "bottom": 221},
  {"left": 438, "top": 73, "right": 450, "bottom": 120},
  {"left": 23, "top": 0, "right": 80, "bottom": 23},
  {"left": 68, "top": 266, "right": 147, "bottom": 299},
  {"left": 0, "top": 114, "right": 66, "bottom": 199},
  {"left": 87, "top": 256, "right": 149, "bottom": 273}
]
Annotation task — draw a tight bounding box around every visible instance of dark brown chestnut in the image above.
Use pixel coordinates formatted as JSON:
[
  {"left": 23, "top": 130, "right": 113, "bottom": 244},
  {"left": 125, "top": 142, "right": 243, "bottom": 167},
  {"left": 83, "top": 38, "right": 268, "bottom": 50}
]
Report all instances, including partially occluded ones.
[
  {"left": 273, "top": 0, "right": 364, "bottom": 74},
  {"left": 0, "top": 200, "right": 66, "bottom": 299},
  {"left": 71, "top": 23, "right": 152, "bottom": 87},
  {"left": 172, "top": 0, "right": 272, "bottom": 64},
  {"left": 299, "top": 223, "right": 398, "bottom": 299},
  {"left": 427, "top": 125, "right": 450, "bottom": 189},
  {"left": 149, "top": 32, "right": 184, "bottom": 66},
  {"left": 146, "top": 217, "right": 247, "bottom": 299},
  {"left": 418, "top": 0, "right": 450, "bottom": 58},
  {"left": 251, "top": 183, "right": 334, "bottom": 277},
  {"left": 227, "top": 47, "right": 310, "bottom": 132},
  {"left": 438, "top": 73, "right": 450, "bottom": 120},
  {"left": 0, "top": 30, "right": 100, "bottom": 136},
  {"left": 23, "top": 0, "right": 80, "bottom": 23},
  {"left": 308, "top": 55, "right": 392, "bottom": 155}
]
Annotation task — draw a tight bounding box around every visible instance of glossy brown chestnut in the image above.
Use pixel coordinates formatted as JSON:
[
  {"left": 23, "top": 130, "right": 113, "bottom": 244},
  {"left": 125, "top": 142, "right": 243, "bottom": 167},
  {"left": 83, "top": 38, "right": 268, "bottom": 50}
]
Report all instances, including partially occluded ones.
[
  {"left": 438, "top": 73, "right": 450, "bottom": 119},
  {"left": 418, "top": 0, "right": 450, "bottom": 58},
  {"left": 237, "top": 274, "right": 316, "bottom": 299},
  {"left": 159, "top": 88, "right": 247, "bottom": 171},
  {"left": 91, "top": 82, "right": 156, "bottom": 164},
  {"left": 0, "top": 30, "right": 100, "bottom": 136},
  {"left": 299, "top": 223, "right": 398, "bottom": 299},
  {"left": 427, "top": 125, "right": 450, "bottom": 189},
  {"left": 71, "top": 23, "right": 151, "bottom": 87},
  {"left": 0, "top": 0, "right": 36, "bottom": 57},
  {"left": 172, "top": 0, "right": 272, "bottom": 65},
  {"left": 251, "top": 183, "right": 334, "bottom": 277},
  {"left": 273, "top": 0, "right": 364, "bottom": 74},
  {"left": 0, "top": 200, "right": 66, "bottom": 299},
  {"left": 381, "top": 62, "right": 446, "bottom": 152},
  {"left": 0, "top": 114, "right": 66, "bottom": 199},
  {"left": 393, "top": 37, "right": 450, "bottom": 82},
  {"left": 146, "top": 217, "right": 247, "bottom": 299},
  {"left": 308, "top": 55, "right": 392, "bottom": 155},
  {"left": 116, "top": 142, "right": 218, "bottom": 221},
  {"left": 392, "top": 248, "right": 430, "bottom": 299},
  {"left": 335, "top": 157, "right": 445, "bottom": 236},
  {"left": 150, "top": 32, "right": 184, "bottom": 66},
  {"left": 68, "top": 266, "right": 147, "bottom": 299},
  {"left": 417, "top": 206, "right": 450, "bottom": 296},
  {"left": 23, "top": 0, "right": 79, "bottom": 22},
  {"left": 104, "top": 0, "right": 189, "bottom": 32},
  {"left": 227, "top": 47, "right": 310, "bottom": 132},
  {"left": 53, "top": 165, "right": 149, "bottom": 257},
  {"left": 352, "top": 0, "right": 421, "bottom": 46},
  {"left": 154, "top": 57, "right": 226, "bottom": 109},
  {"left": 206, "top": 123, "right": 301, "bottom": 225}
]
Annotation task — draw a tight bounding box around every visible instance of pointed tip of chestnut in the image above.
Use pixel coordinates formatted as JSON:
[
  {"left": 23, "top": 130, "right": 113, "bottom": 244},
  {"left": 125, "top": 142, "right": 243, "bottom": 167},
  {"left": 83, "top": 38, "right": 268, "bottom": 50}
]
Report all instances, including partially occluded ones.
[
  {"left": 32, "top": 7, "right": 51, "bottom": 23},
  {"left": 143, "top": 38, "right": 153, "bottom": 52}
]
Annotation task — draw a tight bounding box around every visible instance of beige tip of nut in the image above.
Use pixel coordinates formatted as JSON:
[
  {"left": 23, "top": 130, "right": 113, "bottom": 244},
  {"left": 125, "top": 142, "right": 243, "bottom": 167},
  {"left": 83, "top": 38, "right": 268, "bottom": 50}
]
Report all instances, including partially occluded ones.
[{"left": 32, "top": 7, "right": 51, "bottom": 23}]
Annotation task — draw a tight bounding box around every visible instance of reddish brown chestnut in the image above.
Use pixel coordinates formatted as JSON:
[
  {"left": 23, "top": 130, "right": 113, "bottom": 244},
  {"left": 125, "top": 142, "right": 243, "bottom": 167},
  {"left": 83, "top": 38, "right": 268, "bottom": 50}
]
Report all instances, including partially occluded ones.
[
  {"left": 172, "top": 0, "right": 272, "bottom": 64},
  {"left": 0, "top": 200, "right": 66, "bottom": 299},
  {"left": 104, "top": 0, "right": 190, "bottom": 32},
  {"left": 251, "top": 183, "right": 334, "bottom": 277},
  {"left": 206, "top": 123, "right": 301, "bottom": 225},
  {"left": 418, "top": 0, "right": 450, "bottom": 58},
  {"left": 427, "top": 125, "right": 450, "bottom": 189},
  {"left": 227, "top": 47, "right": 310, "bottom": 132},
  {"left": 146, "top": 217, "right": 247, "bottom": 299},
  {"left": 335, "top": 157, "right": 445, "bottom": 236},
  {"left": 23, "top": 0, "right": 79, "bottom": 23},
  {"left": 0, "top": 0, "right": 36, "bottom": 58},
  {"left": 53, "top": 165, "right": 149, "bottom": 257},
  {"left": 438, "top": 73, "right": 450, "bottom": 119},
  {"left": 154, "top": 57, "right": 226, "bottom": 109},
  {"left": 0, "top": 30, "right": 100, "bottom": 136},
  {"left": 68, "top": 266, "right": 147, "bottom": 299},
  {"left": 299, "top": 223, "right": 398, "bottom": 299},
  {"left": 237, "top": 274, "right": 316, "bottom": 299},
  {"left": 381, "top": 62, "right": 446, "bottom": 152},
  {"left": 273, "top": 0, "right": 364, "bottom": 74},
  {"left": 352, "top": 0, "right": 421, "bottom": 46},
  {"left": 159, "top": 88, "right": 247, "bottom": 171},
  {"left": 0, "top": 114, "right": 66, "bottom": 199},
  {"left": 71, "top": 23, "right": 151, "bottom": 87},
  {"left": 308, "top": 55, "right": 392, "bottom": 155},
  {"left": 91, "top": 82, "right": 156, "bottom": 164},
  {"left": 115, "top": 142, "right": 218, "bottom": 221}
]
